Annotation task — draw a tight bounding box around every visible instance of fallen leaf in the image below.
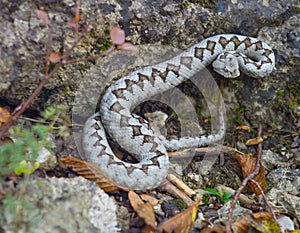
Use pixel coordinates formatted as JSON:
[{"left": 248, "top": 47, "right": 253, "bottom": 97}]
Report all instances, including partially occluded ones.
[
  {"left": 233, "top": 153, "right": 266, "bottom": 195},
  {"left": 263, "top": 128, "right": 273, "bottom": 137},
  {"left": 235, "top": 125, "right": 251, "bottom": 131},
  {"left": 140, "top": 194, "right": 159, "bottom": 206},
  {"left": 34, "top": 9, "right": 50, "bottom": 25},
  {"left": 110, "top": 27, "right": 125, "bottom": 45},
  {"left": 200, "top": 225, "right": 226, "bottom": 233},
  {"left": 49, "top": 51, "right": 62, "bottom": 63},
  {"left": 245, "top": 136, "right": 263, "bottom": 146},
  {"left": 158, "top": 196, "right": 202, "bottom": 233},
  {"left": 128, "top": 191, "right": 156, "bottom": 232},
  {"left": 233, "top": 212, "right": 276, "bottom": 233},
  {"left": 0, "top": 107, "right": 11, "bottom": 123},
  {"left": 60, "top": 156, "right": 126, "bottom": 192}
]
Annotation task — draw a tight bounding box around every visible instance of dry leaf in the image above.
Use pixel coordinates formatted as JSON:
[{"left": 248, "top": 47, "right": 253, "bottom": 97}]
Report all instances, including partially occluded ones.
[
  {"left": 233, "top": 212, "right": 274, "bottom": 233},
  {"left": 60, "top": 156, "right": 126, "bottom": 192},
  {"left": 110, "top": 27, "right": 125, "bottom": 45},
  {"left": 34, "top": 9, "right": 50, "bottom": 25},
  {"left": 49, "top": 52, "right": 62, "bottom": 63},
  {"left": 158, "top": 196, "right": 202, "bottom": 233},
  {"left": 200, "top": 225, "right": 226, "bottom": 233},
  {"left": 233, "top": 153, "right": 266, "bottom": 195},
  {"left": 0, "top": 107, "right": 11, "bottom": 123},
  {"left": 128, "top": 191, "right": 156, "bottom": 231},
  {"left": 263, "top": 128, "right": 273, "bottom": 137},
  {"left": 235, "top": 125, "right": 251, "bottom": 131},
  {"left": 245, "top": 136, "right": 263, "bottom": 146},
  {"left": 140, "top": 194, "right": 159, "bottom": 206}
]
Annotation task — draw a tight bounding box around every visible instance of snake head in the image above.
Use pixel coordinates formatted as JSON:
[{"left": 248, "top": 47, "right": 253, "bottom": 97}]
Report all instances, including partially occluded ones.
[{"left": 212, "top": 52, "right": 240, "bottom": 78}]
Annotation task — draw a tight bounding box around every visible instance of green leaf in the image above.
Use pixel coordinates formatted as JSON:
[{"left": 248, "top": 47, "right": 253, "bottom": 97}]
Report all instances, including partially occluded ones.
[
  {"left": 14, "top": 160, "right": 40, "bottom": 175},
  {"left": 221, "top": 192, "right": 233, "bottom": 203},
  {"left": 204, "top": 188, "right": 221, "bottom": 197}
]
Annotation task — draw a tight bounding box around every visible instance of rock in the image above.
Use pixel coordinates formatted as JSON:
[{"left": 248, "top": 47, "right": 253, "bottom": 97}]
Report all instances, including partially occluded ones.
[
  {"left": 267, "top": 188, "right": 300, "bottom": 224},
  {"left": 267, "top": 168, "right": 300, "bottom": 196},
  {"left": 277, "top": 215, "right": 295, "bottom": 232},
  {"left": 35, "top": 145, "right": 57, "bottom": 170},
  {"left": 0, "top": 177, "right": 119, "bottom": 233},
  {"left": 144, "top": 111, "right": 168, "bottom": 139},
  {"left": 216, "top": 201, "right": 252, "bottom": 224},
  {"left": 261, "top": 149, "right": 283, "bottom": 171},
  {"left": 0, "top": 0, "right": 298, "bottom": 131}
]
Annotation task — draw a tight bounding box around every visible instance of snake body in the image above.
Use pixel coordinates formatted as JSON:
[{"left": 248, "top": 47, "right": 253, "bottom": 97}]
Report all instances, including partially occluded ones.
[{"left": 82, "top": 34, "right": 275, "bottom": 190}]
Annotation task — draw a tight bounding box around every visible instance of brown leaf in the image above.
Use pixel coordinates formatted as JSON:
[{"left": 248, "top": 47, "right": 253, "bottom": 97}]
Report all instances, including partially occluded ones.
[
  {"left": 110, "top": 27, "right": 125, "bottom": 45},
  {"left": 128, "top": 191, "right": 156, "bottom": 231},
  {"left": 49, "top": 52, "right": 62, "bottom": 63},
  {"left": 233, "top": 212, "right": 274, "bottom": 233},
  {"left": 200, "top": 225, "right": 226, "bottom": 233},
  {"left": 140, "top": 194, "right": 159, "bottom": 206},
  {"left": 233, "top": 153, "right": 266, "bottom": 195},
  {"left": 235, "top": 125, "right": 251, "bottom": 131},
  {"left": 34, "top": 9, "right": 50, "bottom": 25},
  {"left": 60, "top": 156, "right": 126, "bottom": 192},
  {"left": 117, "top": 42, "right": 138, "bottom": 52},
  {"left": 0, "top": 107, "right": 11, "bottom": 123},
  {"left": 158, "top": 196, "right": 202, "bottom": 233},
  {"left": 245, "top": 136, "right": 263, "bottom": 146}
]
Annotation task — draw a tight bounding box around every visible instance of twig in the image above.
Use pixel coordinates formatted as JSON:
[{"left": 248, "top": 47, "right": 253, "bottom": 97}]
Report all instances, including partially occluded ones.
[
  {"left": 249, "top": 178, "right": 282, "bottom": 232},
  {"left": 0, "top": 64, "right": 61, "bottom": 139},
  {"left": 160, "top": 181, "right": 194, "bottom": 206},
  {"left": 167, "top": 174, "right": 196, "bottom": 197},
  {"left": 225, "top": 125, "right": 263, "bottom": 233},
  {"left": 168, "top": 145, "right": 238, "bottom": 159}
]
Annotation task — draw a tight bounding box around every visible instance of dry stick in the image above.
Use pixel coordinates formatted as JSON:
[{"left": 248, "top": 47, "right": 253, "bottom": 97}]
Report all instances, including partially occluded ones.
[
  {"left": 249, "top": 178, "right": 282, "bottom": 232},
  {"left": 225, "top": 125, "right": 263, "bottom": 233},
  {"left": 0, "top": 64, "right": 61, "bottom": 139}
]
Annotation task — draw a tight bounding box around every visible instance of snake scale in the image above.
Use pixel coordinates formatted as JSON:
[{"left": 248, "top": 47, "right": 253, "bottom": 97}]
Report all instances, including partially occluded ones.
[{"left": 82, "top": 34, "right": 275, "bottom": 190}]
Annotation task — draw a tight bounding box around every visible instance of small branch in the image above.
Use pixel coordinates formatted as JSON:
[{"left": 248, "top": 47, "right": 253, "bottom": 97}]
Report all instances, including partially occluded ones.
[
  {"left": 160, "top": 181, "right": 194, "bottom": 207},
  {"left": 74, "top": 0, "right": 81, "bottom": 42},
  {"left": 0, "top": 64, "right": 61, "bottom": 138},
  {"left": 61, "top": 19, "right": 92, "bottom": 63},
  {"left": 45, "top": 24, "right": 54, "bottom": 76},
  {"left": 249, "top": 178, "right": 282, "bottom": 233},
  {"left": 225, "top": 125, "right": 263, "bottom": 233},
  {"left": 64, "top": 45, "right": 116, "bottom": 65}
]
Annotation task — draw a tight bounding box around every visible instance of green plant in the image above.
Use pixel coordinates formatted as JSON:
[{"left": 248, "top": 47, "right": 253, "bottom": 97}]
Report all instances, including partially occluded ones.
[
  {"left": 0, "top": 104, "right": 69, "bottom": 181},
  {"left": 172, "top": 198, "right": 188, "bottom": 211},
  {"left": 228, "top": 104, "right": 245, "bottom": 125},
  {"left": 204, "top": 188, "right": 233, "bottom": 203},
  {"left": 0, "top": 125, "right": 50, "bottom": 180}
]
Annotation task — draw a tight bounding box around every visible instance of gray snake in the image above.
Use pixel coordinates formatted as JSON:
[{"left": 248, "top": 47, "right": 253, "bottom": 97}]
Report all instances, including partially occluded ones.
[{"left": 82, "top": 34, "right": 275, "bottom": 190}]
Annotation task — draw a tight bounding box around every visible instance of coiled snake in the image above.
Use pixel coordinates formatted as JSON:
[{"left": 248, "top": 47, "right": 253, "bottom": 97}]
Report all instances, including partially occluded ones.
[{"left": 82, "top": 34, "right": 275, "bottom": 190}]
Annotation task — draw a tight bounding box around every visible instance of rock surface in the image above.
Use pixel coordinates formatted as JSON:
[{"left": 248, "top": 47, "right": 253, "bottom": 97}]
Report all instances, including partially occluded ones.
[
  {"left": 0, "top": 177, "right": 119, "bottom": 233},
  {"left": 0, "top": 0, "right": 299, "bottom": 130}
]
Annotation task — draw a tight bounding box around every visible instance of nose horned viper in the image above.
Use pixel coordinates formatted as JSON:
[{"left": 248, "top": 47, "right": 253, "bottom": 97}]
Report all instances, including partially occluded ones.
[{"left": 82, "top": 34, "right": 275, "bottom": 191}]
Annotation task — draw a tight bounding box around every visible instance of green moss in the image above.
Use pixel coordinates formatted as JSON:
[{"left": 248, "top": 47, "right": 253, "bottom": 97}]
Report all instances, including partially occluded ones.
[
  {"left": 180, "top": 0, "right": 216, "bottom": 9},
  {"left": 274, "top": 78, "right": 300, "bottom": 117},
  {"left": 172, "top": 198, "right": 187, "bottom": 211},
  {"left": 228, "top": 104, "right": 245, "bottom": 125},
  {"left": 93, "top": 38, "right": 112, "bottom": 54}
]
